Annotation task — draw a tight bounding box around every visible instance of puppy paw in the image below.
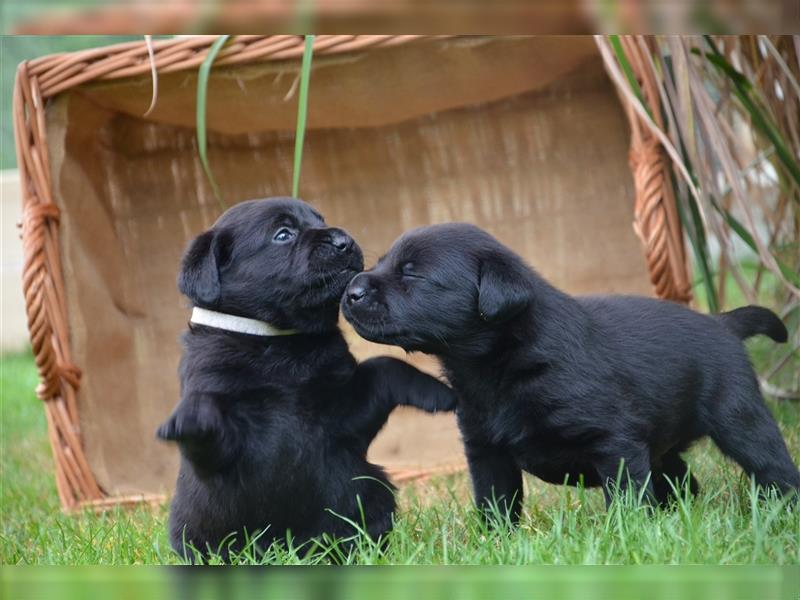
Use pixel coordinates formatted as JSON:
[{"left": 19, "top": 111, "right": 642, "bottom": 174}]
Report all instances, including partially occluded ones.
[
  {"left": 156, "top": 398, "right": 221, "bottom": 442},
  {"left": 417, "top": 384, "right": 459, "bottom": 413},
  {"left": 436, "top": 388, "right": 459, "bottom": 412}
]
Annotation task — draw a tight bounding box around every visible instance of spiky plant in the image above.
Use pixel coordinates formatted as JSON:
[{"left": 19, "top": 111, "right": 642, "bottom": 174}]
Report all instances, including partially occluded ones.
[{"left": 598, "top": 35, "right": 799, "bottom": 398}]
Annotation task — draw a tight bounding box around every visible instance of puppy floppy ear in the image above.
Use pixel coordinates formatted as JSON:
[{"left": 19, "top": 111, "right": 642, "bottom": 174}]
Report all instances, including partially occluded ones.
[
  {"left": 477, "top": 253, "right": 533, "bottom": 323},
  {"left": 177, "top": 230, "right": 230, "bottom": 307}
]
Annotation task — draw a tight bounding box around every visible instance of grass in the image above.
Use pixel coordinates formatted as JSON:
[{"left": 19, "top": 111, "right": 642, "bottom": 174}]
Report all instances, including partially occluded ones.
[{"left": 1, "top": 345, "right": 799, "bottom": 565}]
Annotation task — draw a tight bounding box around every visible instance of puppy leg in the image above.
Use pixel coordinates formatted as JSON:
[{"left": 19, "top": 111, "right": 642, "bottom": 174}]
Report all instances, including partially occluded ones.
[
  {"left": 465, "top": 441, "right": 523, "bottom": 525},
  {"left": 593, "top": 443, "right": 656, "bottom": 508},
  {"left": 365, "top": 512, "right": 394, "bottom": 550},
  {"left": 157, "top": 394, "right": 222, "bottom": 442},
  {"left": 360, "top": 356, "right": 457, "bottom": 413},
  {"left": 652, "top": 449, "right": 699, "bottom": 506},
  {"left": 709, "top": 382, "right": 800, "bottom": 495},
  {"left": 346, "top": 356, "right": 457, "bottom": 446},
  {"left": 157, "top": 393, "right": 235, "bottom": 472}
]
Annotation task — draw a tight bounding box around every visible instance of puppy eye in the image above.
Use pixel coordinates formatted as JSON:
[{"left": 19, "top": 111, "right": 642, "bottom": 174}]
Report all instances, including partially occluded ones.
[
  {"left": 272, "top": 227, "right": 296, "bottom": 244},
  {"left": 400, "top": 262, "right": 416, "bottom": 276}
]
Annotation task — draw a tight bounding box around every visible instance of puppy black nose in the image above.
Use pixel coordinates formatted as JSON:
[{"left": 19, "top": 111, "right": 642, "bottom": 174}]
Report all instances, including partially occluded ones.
[
  {"left": 347, "top": 283, "right": 367, "bottom": 305},
  {"left": 346, "top": 274, "right": 373, "bottom": 305},
  {"left": 327, "top": 229, "right": 352, "bottom": 253}
]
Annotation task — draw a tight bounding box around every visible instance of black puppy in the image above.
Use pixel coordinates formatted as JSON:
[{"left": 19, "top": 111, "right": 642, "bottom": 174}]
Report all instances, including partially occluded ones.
[
  {"left": 342, "top": 223, "right": 799, "bottom": 519},
  {"left": 157, "top": 198, "right": 455, "bottom": 559}
]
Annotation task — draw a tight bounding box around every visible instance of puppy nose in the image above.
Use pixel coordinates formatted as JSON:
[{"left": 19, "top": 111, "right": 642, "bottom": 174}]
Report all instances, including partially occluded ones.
[
  {"left": 346, "top": 275, "right": 371, "bottom": 305},
  {"left": 347, "top": 284, "right": 367, "bottom": 304},
  {"left": 326, "top": 229, "right": 352, "bottom": 253}
]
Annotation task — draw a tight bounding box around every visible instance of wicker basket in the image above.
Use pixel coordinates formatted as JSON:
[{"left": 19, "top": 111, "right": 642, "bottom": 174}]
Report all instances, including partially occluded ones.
[{"left": 13, "top": 35, "right": 691, "bottom": 512}]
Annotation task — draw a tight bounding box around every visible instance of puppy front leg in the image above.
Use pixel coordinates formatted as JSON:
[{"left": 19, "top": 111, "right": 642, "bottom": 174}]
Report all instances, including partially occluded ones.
[
  {"left": 347, "top": 356, "right": 457, "bottom": 446},
  {"left": 157, "top": 393, "right": 234, "bottom": 473},
  {"left": 361, "top": 356, "right": 457, "bottom": 413},
  {"left": 465, "top": 441, "right": 523, "bottom": 525}
]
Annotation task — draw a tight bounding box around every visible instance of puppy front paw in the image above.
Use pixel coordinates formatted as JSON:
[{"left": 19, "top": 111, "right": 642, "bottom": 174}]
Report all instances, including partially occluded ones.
[
  {"left": 417, "top": 383, "right": 459, "bottom": 414},
  {"left": 156, "top": 417, "right": 180, "bottom": 441},
  {"left": 156, "top": 397, "right": 221, "bottom": 442},
  {"left": 436, "top": 388, "right": 459, "bottom": 412}
]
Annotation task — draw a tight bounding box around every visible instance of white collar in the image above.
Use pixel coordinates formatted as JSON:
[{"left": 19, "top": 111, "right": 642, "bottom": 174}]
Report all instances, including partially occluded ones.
[{"left": 190, "top": 307, "right": 298, "bottom": 337}]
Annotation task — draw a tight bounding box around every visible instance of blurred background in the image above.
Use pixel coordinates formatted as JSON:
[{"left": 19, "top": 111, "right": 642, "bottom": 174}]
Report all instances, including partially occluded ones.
[{"left": 3, "top": 0, "right": 799, "bottom": 35}]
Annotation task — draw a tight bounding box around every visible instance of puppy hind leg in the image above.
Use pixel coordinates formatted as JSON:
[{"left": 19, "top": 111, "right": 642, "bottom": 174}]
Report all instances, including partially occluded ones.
[
  {"left": 593, "top": 444, "right": 656, "bottom": 509},
  {"left": 709, "top": 385, "right": 800, "bottom": 495},
  {"left": 652, "top": 449, "right": 699, "bottom": 507}
]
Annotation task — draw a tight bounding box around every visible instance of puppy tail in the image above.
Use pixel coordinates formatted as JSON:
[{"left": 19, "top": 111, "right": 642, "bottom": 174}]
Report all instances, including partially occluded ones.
[{"left": 715, "top": 306, "right": 788, "bottom": 343}]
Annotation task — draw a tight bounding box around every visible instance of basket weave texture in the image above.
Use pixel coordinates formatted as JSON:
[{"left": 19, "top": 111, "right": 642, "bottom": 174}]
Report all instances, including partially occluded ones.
[{"left": 13, "top": 35, "right": 690, "bottom": 512}]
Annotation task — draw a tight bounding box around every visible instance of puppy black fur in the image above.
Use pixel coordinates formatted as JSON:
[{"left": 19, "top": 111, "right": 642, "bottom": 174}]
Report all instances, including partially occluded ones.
[
  {"left": 157, "top": 198, "right": 455, "bottom": 559},
  {"left": 342, "top": 223, "right": 800, "bottom": 518}
]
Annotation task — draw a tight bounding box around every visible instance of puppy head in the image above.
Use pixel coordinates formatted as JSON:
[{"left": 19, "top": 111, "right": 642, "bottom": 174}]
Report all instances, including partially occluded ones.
[
  {"left": 179, "top": 197, "right": 363, "bottom": 333},
  {"left": 341, "top": 223, "right": 533, "bottom": 355}
]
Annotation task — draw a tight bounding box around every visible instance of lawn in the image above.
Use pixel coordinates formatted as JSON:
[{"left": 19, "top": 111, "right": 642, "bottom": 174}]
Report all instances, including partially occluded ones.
[{"left": 1, "top": 346, "right": 799, "bottom": 565}]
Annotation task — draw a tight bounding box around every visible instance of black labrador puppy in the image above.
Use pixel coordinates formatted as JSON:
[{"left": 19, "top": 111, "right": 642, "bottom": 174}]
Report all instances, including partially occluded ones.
[
  {"left": 342, "top": 223, "right": 799, "bottom": 519},
  {"left": 157, "top": 198, "right": 455, "bottom": 560}
]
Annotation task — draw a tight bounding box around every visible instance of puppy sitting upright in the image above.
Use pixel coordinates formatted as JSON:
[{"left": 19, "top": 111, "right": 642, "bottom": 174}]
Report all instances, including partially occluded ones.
[
  {"left": 343, "top": 223, "right": 799, "bottom": 520},
  {"left": 157, "top": 198, "right": 455, "bottom": 559}
]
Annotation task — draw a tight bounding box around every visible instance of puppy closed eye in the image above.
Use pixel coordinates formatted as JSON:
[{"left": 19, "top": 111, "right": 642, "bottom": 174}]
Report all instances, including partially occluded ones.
[
  {"left": 273, "top": 227, "right": 296, "bottom": 244},
  {"left": 400, "top": 262, "right": 422, "bottom": 279}
]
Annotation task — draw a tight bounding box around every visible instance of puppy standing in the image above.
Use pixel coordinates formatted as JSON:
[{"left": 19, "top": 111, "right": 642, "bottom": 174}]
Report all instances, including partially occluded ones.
[
  {"left": 343, "top": 223, "right": 799, "bottom": 519},
  {"left": 157, "top": 198, "right": 455, "bottom": 559}
]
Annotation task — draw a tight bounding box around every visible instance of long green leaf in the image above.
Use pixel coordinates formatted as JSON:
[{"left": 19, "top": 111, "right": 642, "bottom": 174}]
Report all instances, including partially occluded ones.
[
  {"left": 676, "top": 183, "right": 719, "bottom": 313},
  {"left": 196, "top": 35, "right": 229, "bottom": 210},
  {"left": 292, "top": 35, "right": 315, "bottom": 199},
  {"left": 609, "top": 35, "right": 652, "bottom": 120},
  {"left": 709, "top": 196, "right": 800, "bottom": 288}
]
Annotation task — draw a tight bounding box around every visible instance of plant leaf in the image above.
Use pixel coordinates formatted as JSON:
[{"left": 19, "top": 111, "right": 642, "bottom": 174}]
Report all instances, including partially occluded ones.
[
  {"left": 677, "top": 178, "right": 719, "bottom": 313},
  {"left": 292, "top": 35, "right": 315, "bottom": 199},
  {"left": 695, "top": 38, "right": 800, "bottom": 195},
  {"left": 143, "top": 35, "right": 158, "bottom": 118},
  {"left": 609, "top": 35, "right": 652, "bottom": 120},
  {"left": 196, "top": 35, "right": 230, "bottom": 210},
  {"left": 709, "top": 196, "right": 800, "bottom": 288}
]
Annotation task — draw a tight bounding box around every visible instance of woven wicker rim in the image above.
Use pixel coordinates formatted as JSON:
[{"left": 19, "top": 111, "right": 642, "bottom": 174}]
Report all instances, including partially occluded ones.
[{"left": 13, "top": 34, "right": 690, "bottom": 513}]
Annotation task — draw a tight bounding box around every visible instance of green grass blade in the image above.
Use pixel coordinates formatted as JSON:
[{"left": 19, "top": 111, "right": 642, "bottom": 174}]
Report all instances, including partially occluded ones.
[
  {"left": 292, "top": 35, "right": 315, "bottom": 199},
  {"left": 196, "top": 35, "right": 230, "bottom": 210}
]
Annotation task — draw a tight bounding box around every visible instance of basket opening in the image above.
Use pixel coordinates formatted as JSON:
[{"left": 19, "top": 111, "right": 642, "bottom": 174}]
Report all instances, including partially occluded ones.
[{"left": 43, "top": 37, "right": 650, "bottom": 496}]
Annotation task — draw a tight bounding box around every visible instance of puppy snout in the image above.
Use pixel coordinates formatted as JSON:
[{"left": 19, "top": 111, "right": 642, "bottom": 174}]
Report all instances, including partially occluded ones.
[
  {"left": 325, "top": 228, "right": 353, "bottom": 253},
  {"left": 345, "top": 275, "right": 371, "bottom": 306}
]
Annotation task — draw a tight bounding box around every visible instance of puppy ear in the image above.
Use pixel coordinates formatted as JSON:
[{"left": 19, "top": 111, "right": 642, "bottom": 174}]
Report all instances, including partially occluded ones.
[
  {"left": 477, "top": 253, "right": 533, "bottom": 323},
  {"left": 177, "top": 230, "right": 229, "bottom": 307}
]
